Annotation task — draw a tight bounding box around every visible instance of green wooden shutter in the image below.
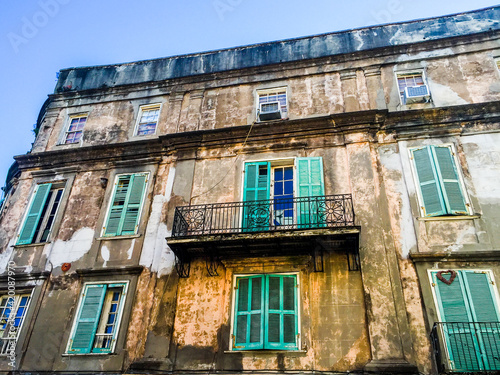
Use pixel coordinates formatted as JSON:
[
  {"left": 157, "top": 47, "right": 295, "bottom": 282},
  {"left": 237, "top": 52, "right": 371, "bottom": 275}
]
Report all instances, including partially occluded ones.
[
  {"left": 412, "top": 147, "right": 446, "bottom": 217},
  {"left": 264, "top": 275, "right": 298, "bottom": 350},
  {"left": 462, "top": 271, "right": 500, "bottom": 371},
  {"left": 121, "top": 174, "right": 147, "bottom": 235},
  {"left": 233, "top": 276, "right": 264, "bottom": 350},
  {"left": 68, "top": 284, "right": 107, "bottom": 354},
  {"left": 432, "top": 146, "right": 468, "bottom": 215},
  {"left": 242, "top": 162, "right": 270, "bottom": 231},
  {"left": 297, "top": 158, "right": 325, "bottom": 227},
  {"left": 432, "top": 271, "right": 480, "bottom": 371},
  {"left": 17, "top": 183, "right": 52, "bottom": 245},
  {"left": 104, "top": 174, "right": 147, "bottom": 236}
]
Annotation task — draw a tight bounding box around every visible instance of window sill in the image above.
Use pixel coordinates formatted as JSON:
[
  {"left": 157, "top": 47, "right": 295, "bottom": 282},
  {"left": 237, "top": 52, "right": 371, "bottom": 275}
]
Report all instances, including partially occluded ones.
[
  {"left": 417, "top": 214, "right": 480, "bottom": 221},
  {"left": 62, "top": 352, "right": 117, "bottom": 357},
  {"left": 95, "top": 234, "right": 141, "bottom": 241},
  {"left": 224, "top": 350, "right": 306, "bottom": 354},
  {"left": 12, "top": 242, "right": 50, "bottom": 249}
]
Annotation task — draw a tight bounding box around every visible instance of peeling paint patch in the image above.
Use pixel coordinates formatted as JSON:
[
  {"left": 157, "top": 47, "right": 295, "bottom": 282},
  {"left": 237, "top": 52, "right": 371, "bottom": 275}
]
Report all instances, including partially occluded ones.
[
  {"left": 101, "top": 245, "right": 110, "bottom": 267},
  {"left": 48, "top": 227, "right": 94, "bottom": 268}
]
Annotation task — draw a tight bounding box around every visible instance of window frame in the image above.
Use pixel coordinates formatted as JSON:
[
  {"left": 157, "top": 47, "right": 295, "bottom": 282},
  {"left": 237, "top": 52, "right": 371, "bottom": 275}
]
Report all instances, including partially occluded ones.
[
  {"left": 66, "top": 281, "right": 129, "bottom": 355},
  {"left": 229, "top": 272, "right": 301, "bottom": 352},
  {"left": 0, "top": 291, "right": 33, "bottom": 356},
  {"left": 256, "top": 87, "right": 288, "bottom": 120},
  {"left": 241, "top": 157, "right": 325, "bottom": 229},
  {"left": 408, "top": 144, "right": 471, "bottom": 217},
  {"left": 16, "top": 182, "right": 65, "bottom": 245},
  {"left": 63, "top": 114, "right": 88, "bottom": 145},
  {"left": 101, "top": 172, "right": 149, "bottom": 237},
  {"left": 133, "top": 104, "right": 161, "bottom": 136},
  {"left": 395, "top": 70, "right": 429, "bottom": 105}
]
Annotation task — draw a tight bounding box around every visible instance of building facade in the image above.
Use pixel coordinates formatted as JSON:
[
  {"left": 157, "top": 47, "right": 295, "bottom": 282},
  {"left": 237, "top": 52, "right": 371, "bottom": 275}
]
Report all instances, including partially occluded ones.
[{"left": 0, "top": 6, "right": 500, "bottom": 374}]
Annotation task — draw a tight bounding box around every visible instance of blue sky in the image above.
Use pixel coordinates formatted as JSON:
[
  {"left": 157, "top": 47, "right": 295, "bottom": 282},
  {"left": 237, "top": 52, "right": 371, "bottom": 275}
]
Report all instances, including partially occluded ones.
[{"left": 1, "top": 0, "right": 499, "bottom": 192}]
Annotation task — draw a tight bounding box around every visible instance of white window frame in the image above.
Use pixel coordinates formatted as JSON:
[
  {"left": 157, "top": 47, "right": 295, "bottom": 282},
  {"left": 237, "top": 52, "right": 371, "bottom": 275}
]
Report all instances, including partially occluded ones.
[
  {"left": 65, "top": 281, "right": 129, "bottom": 355},
  {"left": 395, "top": 70, "right": 429, "bottom": 105},
  {"left": 62, "top": 114, "right": 88, "bottom": 145},
  {"left": 229, "top": 272, "right": 301, "bottom": 352},
  {"left": 408, "top": 143, "right": 472, "bottom": 217},
  {"left": 256, "top": 87, "right": 288, "bottom": 118},
  {"left": 0, "top": 291, "right": 33, "bottom": 356},
  {"left": 133, "top": 104, "right": 161, "bottom": 136}
]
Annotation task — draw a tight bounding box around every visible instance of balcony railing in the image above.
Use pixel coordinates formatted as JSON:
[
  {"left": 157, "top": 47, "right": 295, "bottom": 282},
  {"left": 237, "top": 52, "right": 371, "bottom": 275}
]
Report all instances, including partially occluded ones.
[
  {"left": 171, "top": 194, "right": 354, "bottom": 237},
  {"left": 431, "top": 322, "right": 500, "bottom": 373}
]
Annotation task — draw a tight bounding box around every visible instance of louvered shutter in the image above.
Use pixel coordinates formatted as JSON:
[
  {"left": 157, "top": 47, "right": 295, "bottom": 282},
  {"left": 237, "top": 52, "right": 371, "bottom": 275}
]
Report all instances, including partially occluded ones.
[
  {"left": 121, "top": 174, "right": 147, "bottom": 235},
  {"left": 297, "top": 158, "right": 325, "bottom": 227},
  {"left": 68, "top": 284, "right": 107, "bottom": 354},
  {"left": 233, "top": 276, "right": 264, "bottom": 350},
  {"left": 104, "top": 174, "right": 147, "bottom": 236},
  {"left": 104, "top": 176, "right": 130, "bottom": 236},
  {"left": 412, "top": 147, "right": 446, "bottom": 217},
  {"left": 432, "top": 146, "right": 468, "bottom": 215},
  {"left": 242, "top": 162, "right": 270, "bottom": 231},
  {"left": 17, "top": 184, "right": 52, "bottom": 245},
  {"left": 463, "top": 271, "right": 500, "bottom": 371},
  {"left": 432, "top": 272, "right": 480, "bottom": 371},
  {"left": 265, "top": 275, "right": 298, "bottom": 350}
]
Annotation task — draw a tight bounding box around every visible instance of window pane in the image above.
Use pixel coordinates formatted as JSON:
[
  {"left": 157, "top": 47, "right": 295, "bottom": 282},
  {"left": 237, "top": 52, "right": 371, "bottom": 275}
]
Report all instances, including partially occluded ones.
[
  {"left": 268, "top": 277, "right": 280, "bottom": 310},
  {"left": 268, "top": 313, "right": 280, "bottom": 342},
  {"left": 283, "top": 314, "right": 295, "bottom": 343},
  {"left": 238, "top": 278, "right": 249, "bottom": 312},
  {"left": 250, "top": 314, "right": 261, "bottom": 343},
  {"left": 283, "top": 277, "right": 295, "bottom": 311},
  {"left": 251, "top": 278, "right": 261, "bottom": 311},
  {"left": 236, "top": 315, "right": 247, "bottom": 344}
]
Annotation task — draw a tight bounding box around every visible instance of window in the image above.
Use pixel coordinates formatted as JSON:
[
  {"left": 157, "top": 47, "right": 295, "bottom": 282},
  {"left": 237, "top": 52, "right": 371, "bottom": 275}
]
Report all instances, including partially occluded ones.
[
  {"left": 410, "top": 145, "right": 469, "bottom": 217},
  {"left": 16, "top": 182, "right": 64, "bottom": 245},
  {"left": 135, "top": 104, "right": 160, "bottom": 136},
  {"left": 67, "top": 283, "right": 127, "bottom": 354},
  {"left": 64, "top": 115, "right": 87, "bottom": 144},
  {"left": 232, "top": 274, "right": 299, "bottom": 351},
  {"left": 396, "top": 71, "right": 430, "bottom": 104},
  {"left": 102, "top": 173, "right": 148, "bottom": 237},
  {"left": 0, "top": 293, "right": 32, "bottom": 355},
  {"left": 431, "top": 270, "right": 500, "bottom": 371},
  {"left": 257, "top": 88, "right": 287, "bottom": 121},
  {"left": 495, "top": 57, "right": 500, "bottom": 72},
  {"left": 243, "top": 158, "right": 324, "bottom": 230}
]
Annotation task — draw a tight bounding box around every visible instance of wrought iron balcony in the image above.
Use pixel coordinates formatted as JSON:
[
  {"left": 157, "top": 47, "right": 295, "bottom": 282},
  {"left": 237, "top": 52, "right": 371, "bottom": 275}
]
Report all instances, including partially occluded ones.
[
  {"left": 431, "top": 322, "right": 500, "bottom": 373},
  {"left": 171, "top": 194, "right": 354, "bottom": 237}
]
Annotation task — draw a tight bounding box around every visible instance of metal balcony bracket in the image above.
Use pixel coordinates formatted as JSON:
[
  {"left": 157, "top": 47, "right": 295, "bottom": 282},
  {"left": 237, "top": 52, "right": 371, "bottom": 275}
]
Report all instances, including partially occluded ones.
[
  {"left": 312, "top": 239, "right": 325, "bottom": 272},
  {"left": 347, "top": 236, "right": 360, "bottom": 271},
  {"left": 347, "top": 252, "right": 360, "bottom": 271},
  {"left": 175, "top": 253, "right": 191, "bottom": 278},
  {"left": 205, "top": 247, "right": 221, "bottom": 277}
]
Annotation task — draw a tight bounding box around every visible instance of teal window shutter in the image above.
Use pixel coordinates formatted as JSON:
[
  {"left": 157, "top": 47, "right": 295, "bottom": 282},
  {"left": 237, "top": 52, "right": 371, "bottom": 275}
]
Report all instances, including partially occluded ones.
[
  {"left": 264, "top": 275, "right": 298, "bottom": 350},
  {"left": 242, "top": 162, "right": 270, "bottom": 231},
  {"left": 412, "top": 147, "right": 446, "bottom": 217},
  {"left": 17, "top": 183, "right": 52, "bottom": 245},
  {"left": 432, "top": 146, "right": 468, "bottom": 215},
  {"left": 121, "top": 174, "right": 147, "bottom": 235},
  {"left": 412, "top": 146, "right": 468, "bottom": 216},
  {"left": 69, "top": 284, "right": 107, "bottom": 354},
  {"left": 297, "top": 157, "right": 325, "bottom": 227},
  {"left": 233, "top": 276, "right": 265, "bottom": 350},
  {"left": 432, "top": 270, "right": 500, "bottom": 371},
  {"left": 104, "top": 174, "right": 148, "bottom": 236},
  {"left": 462, "top": 271, "right": 500, "bottom": 371}
]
